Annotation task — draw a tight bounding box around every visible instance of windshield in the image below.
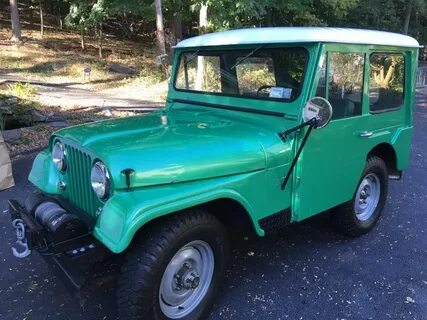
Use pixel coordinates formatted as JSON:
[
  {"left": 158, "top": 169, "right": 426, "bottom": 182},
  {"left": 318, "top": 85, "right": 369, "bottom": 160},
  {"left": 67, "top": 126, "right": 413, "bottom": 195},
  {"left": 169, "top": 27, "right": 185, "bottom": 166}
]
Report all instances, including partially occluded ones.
[{"left": 174, "top": 47, "right": 308, "bottom": 102}]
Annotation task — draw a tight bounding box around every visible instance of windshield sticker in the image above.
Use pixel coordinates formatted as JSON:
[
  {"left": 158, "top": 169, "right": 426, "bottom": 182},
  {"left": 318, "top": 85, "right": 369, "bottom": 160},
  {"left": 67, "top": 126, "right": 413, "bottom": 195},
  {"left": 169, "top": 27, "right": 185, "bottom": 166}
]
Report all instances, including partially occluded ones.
[{"left": 269, "top": 87, "right": 292, "bottom": 99}]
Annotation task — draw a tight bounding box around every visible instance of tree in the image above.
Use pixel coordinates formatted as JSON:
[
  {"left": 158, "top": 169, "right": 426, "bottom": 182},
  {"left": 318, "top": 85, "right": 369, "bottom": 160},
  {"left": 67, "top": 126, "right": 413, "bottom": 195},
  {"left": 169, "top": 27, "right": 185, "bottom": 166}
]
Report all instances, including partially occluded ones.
[
  {"left": 9, "top": 0, "right": 22, "bottom": 42},
  {"left": 39, "top": 0, "right": 44, "bottom": 38},
  {"left": 155, "top": 0, "right": 166, "bottom": 54},
  {"left": 65, "top": 0, "right": 93, "bottom": 50},
  {"left": 402, "top": 0, "right": 413, "bottom": 35},
  {"left": 195, "top": 3, "right": 207, "bottom": 90}
]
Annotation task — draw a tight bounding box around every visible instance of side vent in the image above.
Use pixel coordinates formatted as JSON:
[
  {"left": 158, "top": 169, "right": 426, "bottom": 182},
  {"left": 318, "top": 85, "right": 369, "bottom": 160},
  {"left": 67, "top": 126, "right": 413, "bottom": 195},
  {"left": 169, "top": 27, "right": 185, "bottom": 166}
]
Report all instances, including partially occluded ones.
[{"left": 259, "top": 208, "right": 291, "bottom": 234}]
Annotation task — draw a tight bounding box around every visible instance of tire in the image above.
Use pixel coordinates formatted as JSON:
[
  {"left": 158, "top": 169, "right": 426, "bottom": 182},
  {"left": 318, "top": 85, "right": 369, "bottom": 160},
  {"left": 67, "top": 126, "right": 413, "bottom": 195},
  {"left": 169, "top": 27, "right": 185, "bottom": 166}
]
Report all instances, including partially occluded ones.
[
  {"left": 332, "top": 156, "right": 388, "bottom": 237},
  {"left": 117, "top": 210, "right": 230, "bottom": 320}
]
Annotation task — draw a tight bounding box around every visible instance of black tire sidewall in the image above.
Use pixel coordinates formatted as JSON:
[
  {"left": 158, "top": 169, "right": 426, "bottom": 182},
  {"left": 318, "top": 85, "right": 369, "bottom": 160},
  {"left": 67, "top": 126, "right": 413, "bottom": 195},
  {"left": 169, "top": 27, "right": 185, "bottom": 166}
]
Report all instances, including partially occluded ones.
[
  {"left": 351, "top": 157, "right": 388, "bottom": 232},
  {"left": 124, "top": 215, "right": 229, "bottom": 320}
]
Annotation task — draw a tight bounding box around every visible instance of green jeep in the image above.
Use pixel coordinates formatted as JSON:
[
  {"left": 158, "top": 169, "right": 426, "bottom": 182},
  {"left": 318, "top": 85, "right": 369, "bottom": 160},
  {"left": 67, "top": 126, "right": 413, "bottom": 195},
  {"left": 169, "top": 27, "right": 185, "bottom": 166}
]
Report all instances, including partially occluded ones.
[{"left": 9, "top": 27, "right": 419, "bottom": 319}]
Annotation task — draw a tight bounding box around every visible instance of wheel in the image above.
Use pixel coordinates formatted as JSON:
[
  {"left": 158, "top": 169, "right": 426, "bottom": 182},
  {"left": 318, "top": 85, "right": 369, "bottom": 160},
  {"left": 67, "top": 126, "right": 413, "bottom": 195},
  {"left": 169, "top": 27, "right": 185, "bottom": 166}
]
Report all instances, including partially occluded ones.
[
  {"left": 117, "top": 210, "right": 230, "bottom": 320},
  {"left": 332, "top": 156, "right": 388, "bottom": 237}
]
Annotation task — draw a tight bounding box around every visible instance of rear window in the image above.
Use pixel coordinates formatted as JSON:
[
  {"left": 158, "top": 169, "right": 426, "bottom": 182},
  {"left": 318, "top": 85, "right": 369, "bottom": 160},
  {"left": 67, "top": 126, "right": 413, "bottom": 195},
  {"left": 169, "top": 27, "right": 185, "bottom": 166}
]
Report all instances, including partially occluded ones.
[{"left": 174, "top": 47, "right": 308, "bottom": 102}]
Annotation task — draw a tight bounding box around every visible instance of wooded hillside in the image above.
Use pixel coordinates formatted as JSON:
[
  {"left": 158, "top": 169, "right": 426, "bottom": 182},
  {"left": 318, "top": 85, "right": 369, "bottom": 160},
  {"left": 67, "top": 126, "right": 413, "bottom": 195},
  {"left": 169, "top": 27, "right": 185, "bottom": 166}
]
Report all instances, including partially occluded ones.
[{"left": 2, "top": 0, "right": 426, "bottom": 59}]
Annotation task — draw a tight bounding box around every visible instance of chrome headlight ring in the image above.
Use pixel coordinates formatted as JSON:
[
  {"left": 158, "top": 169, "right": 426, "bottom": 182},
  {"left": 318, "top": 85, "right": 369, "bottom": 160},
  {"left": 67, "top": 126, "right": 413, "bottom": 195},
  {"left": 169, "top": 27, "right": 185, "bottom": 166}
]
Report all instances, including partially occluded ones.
[
  {"left": 91, "top": 161, "right": 110, "bottom": 200},
  {"left": 52, "top": 142, "right": 67, "bottom": 172}
]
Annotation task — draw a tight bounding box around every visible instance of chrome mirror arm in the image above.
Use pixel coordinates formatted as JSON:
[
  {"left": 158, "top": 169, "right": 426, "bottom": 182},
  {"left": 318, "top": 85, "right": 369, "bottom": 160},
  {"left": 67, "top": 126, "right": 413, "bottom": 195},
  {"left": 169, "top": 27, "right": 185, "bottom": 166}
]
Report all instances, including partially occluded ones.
[{"left": 280, "top": 117, "right": 318, "bottom": 190}]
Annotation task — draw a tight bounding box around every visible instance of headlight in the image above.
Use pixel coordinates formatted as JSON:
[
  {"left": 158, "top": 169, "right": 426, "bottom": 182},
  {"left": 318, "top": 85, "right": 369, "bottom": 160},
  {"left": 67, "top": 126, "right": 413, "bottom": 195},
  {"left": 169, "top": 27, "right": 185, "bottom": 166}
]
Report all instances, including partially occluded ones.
[
  {"left": 52, "top": 142, "right": 67, "bottom": 171},
  {"left": 91, "top": 161, "right": 110, "bottom": 200}
]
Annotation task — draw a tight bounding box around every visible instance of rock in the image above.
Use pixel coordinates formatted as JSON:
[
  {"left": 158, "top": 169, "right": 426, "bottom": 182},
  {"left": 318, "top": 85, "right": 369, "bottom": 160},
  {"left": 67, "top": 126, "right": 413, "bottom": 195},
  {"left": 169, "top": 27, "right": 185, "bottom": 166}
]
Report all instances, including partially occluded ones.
[
  {"left": 2, "top": 129, "right": 21, "bottom": 143},
  {"left": 106, "top": 63, "right": 138, "bottom": 75},
  {"left": 53, "top": 61, "right": 66, "bottom": 71},
  {"left": 102, "top": 108, "right": 113, "bottom": 117},
  {"left": 5, "top": 97, "right": 18, "bottom": 105},
  {"left": 405, "top": 297, "right": 415, "bottom": 304},
  {"left": 48, "top": 121, "right": 69, "bottom": 128},
  {"left": 32, "top": 109, "right": 48, "bottom": 122},
  {"left": 0, "top": 106, "right": 12, "bottom": 115}
]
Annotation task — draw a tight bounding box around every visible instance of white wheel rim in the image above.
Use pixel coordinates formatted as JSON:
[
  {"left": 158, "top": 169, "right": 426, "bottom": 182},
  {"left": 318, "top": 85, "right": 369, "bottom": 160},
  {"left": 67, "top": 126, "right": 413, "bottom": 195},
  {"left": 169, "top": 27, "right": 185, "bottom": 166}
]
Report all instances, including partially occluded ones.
[
  {"left": 354, "top": 173, "right": 381, "bottom": 222},
  {"left": 159, "top": 240, "right": 214, "bottom": 319}
]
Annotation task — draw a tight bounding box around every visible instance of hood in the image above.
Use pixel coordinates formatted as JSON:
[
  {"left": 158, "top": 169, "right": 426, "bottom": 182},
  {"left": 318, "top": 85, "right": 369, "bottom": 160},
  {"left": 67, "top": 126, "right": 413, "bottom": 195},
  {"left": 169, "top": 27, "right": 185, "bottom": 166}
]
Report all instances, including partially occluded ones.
[{"left": 55, "top": 108, "right": 281, "bottom": 189}]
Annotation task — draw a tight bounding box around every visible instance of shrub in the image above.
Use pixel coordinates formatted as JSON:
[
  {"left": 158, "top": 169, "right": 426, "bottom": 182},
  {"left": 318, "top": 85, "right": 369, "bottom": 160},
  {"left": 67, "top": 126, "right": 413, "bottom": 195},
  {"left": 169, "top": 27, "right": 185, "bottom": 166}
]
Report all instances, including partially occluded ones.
[{"left": 6, "top": 82, "right": 38, "bottom": 100}]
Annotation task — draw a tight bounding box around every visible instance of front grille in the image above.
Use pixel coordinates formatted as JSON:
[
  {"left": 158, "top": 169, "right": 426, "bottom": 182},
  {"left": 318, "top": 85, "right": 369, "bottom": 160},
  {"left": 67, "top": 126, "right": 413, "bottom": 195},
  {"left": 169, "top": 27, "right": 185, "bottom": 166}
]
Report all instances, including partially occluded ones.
[{"left": 64, "top": 144, "right": 99, "bottom": 216}]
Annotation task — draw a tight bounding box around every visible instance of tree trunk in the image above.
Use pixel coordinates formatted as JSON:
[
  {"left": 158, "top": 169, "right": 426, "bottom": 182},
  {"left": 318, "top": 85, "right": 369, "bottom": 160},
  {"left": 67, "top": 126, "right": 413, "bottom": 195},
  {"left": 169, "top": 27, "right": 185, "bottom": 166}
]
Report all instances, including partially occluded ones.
[
  {"left": 171, "top": 12, "right": 183, "bottom": 44},
  {"left": 402, "top": 0, "right": 413, "bottom": 35},
  {"left": 80, "top": 26, "right": 86, "bottom": 50},
  {"left": 98, "top": 23, "right": 103, "bottom": 59},
  {"left": 154, "top": 0, "right": 166, "bottom": 55},
  {"left": 176, "top": 14, "right": 183, "bottom": 42},
  {"left": 39, "top": 0, "right": 44, "bottom": 39},
  {"left": 199, "top": 4, "right": 208, "bottom": 34},
  {"left": 9, "top": 0, "right": 22, "bottom": 42},
  {"left": 195, "top": 5, "right": 208, "bottom": 90}
]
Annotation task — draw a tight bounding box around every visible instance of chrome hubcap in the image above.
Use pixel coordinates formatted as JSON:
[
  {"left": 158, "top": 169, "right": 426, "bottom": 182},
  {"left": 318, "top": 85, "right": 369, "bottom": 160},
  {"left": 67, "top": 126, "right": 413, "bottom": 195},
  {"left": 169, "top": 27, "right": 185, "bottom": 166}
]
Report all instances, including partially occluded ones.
[
  {"left": 354, "top": 173, "right": 381, "bottom": 221},
  {"left": 159, "top": 240, "right": 214, "bottom": 319}
]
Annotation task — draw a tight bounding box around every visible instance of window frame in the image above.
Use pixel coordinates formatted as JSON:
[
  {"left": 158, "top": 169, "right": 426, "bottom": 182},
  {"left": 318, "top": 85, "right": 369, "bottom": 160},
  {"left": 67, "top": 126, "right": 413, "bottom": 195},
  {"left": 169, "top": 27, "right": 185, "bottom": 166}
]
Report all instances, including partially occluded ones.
[
  {"left": 173, "top": 46, "right": 310, "bottom": 103},
  {"left": 368, "top": 52, "right": 406, "bottom": 114}
]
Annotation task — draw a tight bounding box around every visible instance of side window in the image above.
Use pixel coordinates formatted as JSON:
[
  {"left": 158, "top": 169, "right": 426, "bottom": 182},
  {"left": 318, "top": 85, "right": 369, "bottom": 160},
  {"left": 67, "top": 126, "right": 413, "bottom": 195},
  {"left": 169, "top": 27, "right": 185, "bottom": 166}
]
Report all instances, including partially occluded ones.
[
  {"left": 328, "top": 52, "right": 364, "bottom": 120},
  {"left": 369, "top": 54, "right": 405, "bottom": 112}
]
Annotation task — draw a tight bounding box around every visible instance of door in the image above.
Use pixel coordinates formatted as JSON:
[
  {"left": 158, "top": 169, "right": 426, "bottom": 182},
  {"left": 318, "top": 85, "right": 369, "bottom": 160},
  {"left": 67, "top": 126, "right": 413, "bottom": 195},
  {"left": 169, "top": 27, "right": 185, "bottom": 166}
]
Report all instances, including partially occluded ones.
[{"left": 293, "top": 49, "right": 369, "bottom": 221}]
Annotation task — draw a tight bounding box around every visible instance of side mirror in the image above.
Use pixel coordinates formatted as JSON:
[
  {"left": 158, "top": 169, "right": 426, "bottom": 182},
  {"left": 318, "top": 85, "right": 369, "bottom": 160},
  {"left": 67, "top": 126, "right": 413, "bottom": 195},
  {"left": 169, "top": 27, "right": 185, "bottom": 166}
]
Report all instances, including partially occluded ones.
[{"left": 302, "top": 97, "right": 333, "bottom": 129}]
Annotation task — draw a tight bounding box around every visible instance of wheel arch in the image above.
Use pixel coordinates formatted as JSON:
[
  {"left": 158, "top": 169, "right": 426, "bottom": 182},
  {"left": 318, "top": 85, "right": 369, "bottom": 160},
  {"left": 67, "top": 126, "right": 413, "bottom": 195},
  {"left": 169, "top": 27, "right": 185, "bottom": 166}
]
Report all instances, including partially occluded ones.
[
  {"left": 95, "top": 191, "right": 264, "bottom": 254},
  {"left": 367, "top": 143, "right": 399, "bottom": 178},
  {"left": 134, "top": 198, "right": 259, "bottom": 241}
]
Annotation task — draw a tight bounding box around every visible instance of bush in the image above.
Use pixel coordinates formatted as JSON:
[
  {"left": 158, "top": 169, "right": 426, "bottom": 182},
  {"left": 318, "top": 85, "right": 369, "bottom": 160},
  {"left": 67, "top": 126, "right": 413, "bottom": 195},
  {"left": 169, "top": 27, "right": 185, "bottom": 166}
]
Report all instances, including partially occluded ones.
[{"left": 6, "top": 82, "right": 38, "bottom": 100}]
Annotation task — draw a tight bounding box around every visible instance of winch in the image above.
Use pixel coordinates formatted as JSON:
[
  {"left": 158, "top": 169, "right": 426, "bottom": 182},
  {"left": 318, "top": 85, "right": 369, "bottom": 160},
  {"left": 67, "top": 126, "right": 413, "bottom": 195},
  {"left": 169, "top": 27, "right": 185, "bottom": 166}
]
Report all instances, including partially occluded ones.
[
  {"left": 33, "top": 202, "right": 88, "bottom": 242},
  {"left": 10, "top": 199, "right": 89, "bottom": 258}
]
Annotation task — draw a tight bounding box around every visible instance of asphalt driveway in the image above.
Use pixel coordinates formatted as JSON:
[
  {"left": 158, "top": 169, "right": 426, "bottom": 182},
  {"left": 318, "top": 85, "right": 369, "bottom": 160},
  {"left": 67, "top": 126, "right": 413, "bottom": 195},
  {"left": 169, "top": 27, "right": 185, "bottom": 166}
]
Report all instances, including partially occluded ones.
[{"left": 1, "top": 88, "right": 427, "bottom": 320}]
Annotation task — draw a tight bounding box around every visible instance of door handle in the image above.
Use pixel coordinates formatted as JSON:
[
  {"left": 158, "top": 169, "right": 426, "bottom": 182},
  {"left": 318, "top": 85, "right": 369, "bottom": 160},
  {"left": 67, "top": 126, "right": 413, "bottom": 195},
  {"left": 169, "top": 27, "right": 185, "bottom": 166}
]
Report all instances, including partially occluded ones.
[{"left": 359, "top": 131, "right": 373, "bottom": 137}]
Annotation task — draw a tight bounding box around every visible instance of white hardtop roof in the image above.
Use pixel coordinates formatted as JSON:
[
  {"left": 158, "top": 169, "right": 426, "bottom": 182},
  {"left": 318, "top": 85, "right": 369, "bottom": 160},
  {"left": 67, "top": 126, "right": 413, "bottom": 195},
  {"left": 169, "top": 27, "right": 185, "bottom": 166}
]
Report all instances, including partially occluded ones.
[{"left": 176, "top": 27, "right": 420, "bottom": 49}]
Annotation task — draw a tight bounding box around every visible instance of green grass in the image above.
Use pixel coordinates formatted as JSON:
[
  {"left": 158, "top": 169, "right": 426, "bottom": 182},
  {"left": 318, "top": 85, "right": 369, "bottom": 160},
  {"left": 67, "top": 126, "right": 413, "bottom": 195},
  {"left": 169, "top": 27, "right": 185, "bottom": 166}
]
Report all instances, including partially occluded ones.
[{"left": 6, "top": 82, "right": 38, "bottom": 99}]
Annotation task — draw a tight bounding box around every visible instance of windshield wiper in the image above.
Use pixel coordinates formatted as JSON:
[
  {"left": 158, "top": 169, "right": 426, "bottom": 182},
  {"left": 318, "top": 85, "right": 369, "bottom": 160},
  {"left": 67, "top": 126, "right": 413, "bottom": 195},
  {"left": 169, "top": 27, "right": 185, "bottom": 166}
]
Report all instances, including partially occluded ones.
[
  {"left": 230, "top": 45, "right": 266, "bottom": 70},
  {"left": 183, "top": 50, "right": 201, "bottom": 67}
]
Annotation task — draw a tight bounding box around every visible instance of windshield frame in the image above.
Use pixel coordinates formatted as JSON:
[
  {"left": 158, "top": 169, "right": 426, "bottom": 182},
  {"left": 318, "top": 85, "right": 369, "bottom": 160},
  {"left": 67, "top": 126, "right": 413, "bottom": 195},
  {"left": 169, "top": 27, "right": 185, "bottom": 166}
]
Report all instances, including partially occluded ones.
[{"left": 172, "top": 45, "right": 310, "bottom": 104}]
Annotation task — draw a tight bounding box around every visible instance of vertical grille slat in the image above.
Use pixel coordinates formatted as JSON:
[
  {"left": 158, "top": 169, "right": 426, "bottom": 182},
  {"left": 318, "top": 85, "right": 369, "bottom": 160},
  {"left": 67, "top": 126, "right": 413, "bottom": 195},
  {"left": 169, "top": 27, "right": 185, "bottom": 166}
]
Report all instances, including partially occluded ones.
[
  {"left": 85, "top": 154, "right": 95, "bottom": 214},
  {"left": 76, "top": 150, "right": 83, "bottom": 208},
  {"left": 81, "top": 152, "right": 90, "bottom": 213},
  {"left": 77, "top": 150, "right": 86, "bottom": 211},
  {"left": 68, "top": 146, "right": 77, "bottom": 205},
  {"left": 63, "top": 143, "right": 98, "bottom": 216}
]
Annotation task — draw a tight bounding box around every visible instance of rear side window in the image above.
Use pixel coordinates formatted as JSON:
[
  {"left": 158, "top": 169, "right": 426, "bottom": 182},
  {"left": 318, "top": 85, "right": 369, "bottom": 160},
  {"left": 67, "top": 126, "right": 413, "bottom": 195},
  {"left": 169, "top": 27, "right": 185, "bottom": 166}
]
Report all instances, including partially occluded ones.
[{"left": 369, "top": 54, "right": 405, "bottom": 112}]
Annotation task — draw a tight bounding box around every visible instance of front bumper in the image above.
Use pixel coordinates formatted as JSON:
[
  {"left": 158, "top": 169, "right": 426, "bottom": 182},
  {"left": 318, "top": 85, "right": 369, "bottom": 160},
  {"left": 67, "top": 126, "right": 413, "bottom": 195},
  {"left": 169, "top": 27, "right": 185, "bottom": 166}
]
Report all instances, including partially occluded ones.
[{"left": 8, "top": 199, "right": 110, "bottom": 289}]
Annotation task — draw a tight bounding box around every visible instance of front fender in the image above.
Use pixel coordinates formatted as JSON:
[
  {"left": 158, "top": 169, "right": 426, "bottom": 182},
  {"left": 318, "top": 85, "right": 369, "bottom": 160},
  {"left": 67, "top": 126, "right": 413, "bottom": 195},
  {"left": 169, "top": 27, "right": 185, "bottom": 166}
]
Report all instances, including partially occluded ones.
[
  {"left": 93, "top": 171, "right": 265, "bottom": 254},
  {"left": 28, "top": 149, "right": 61, "bottom": 195}
]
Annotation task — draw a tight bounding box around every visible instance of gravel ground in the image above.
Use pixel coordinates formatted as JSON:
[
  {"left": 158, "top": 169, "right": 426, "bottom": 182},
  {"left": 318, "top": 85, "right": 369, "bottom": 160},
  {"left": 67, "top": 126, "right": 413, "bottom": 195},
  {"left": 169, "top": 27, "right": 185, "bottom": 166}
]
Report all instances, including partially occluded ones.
[{"left": 0, "top": 88, "right": 426, "bottom": 320}]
